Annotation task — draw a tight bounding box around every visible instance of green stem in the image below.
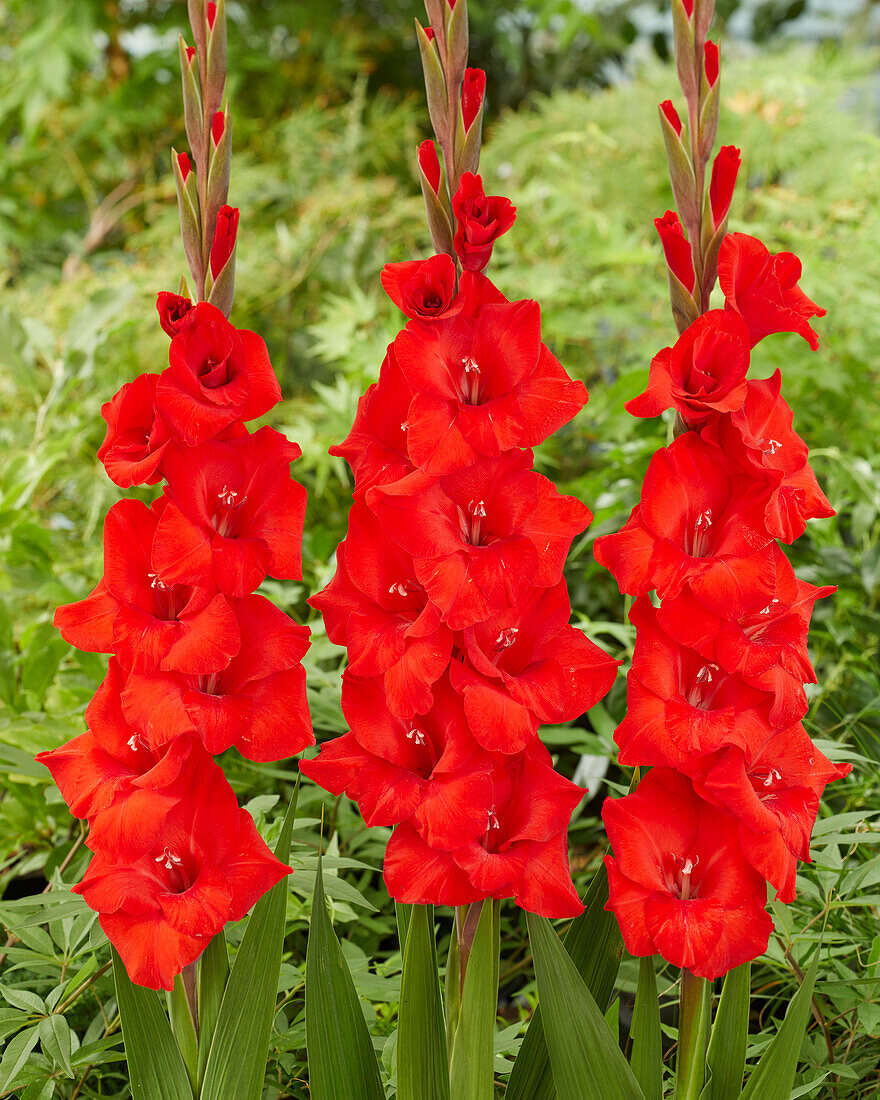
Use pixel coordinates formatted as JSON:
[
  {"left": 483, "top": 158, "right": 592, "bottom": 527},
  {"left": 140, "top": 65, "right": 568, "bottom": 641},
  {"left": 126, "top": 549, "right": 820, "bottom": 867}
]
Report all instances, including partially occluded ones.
[
  {"left": 675, "top": 968, "right": 711, "bottom": 1100},
  {"left": 448, "top": 900, "right": 500, "bottom": 1100},
  {"left": 168, "top": 962, "right": 200, "bottom": 1094}
]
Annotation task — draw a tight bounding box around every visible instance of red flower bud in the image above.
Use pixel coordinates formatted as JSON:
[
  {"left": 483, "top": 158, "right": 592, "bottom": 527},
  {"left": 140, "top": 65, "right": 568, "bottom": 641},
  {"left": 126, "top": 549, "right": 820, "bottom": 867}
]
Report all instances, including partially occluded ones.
[
  {"left": 156, "top": 291, "right": 194, "bottom": 338},
  {"left": 381, "top": 254, "right": 458, "bottom": 319},
  {"left": 185, "top": 45, "right": 196, "bottom": 64},
  {"left": 682, "top": 0, "right": 694, "bottom": 15},
  {"left": 452, "top": 172, "right": 517, "bottom": 273},
  {"left": 709, "top": 145, "right": 741, "bottom": 232},
  {"left": 660, "top": 99, "right": 683, "bottom": 137},
  {"left": 207, "top": 2, "right": 217, "bottom": 29},
  {"left": 654, "top": 210, "right": 695, "bottom": 295},
  {"left": 704, "top": 40, "right": 720, "bottom": 87},
  {"left": 210, "top": 204, "right": 239, "bottom": 279},
  {"left": 418, "top": 139, "right": 442, "bottom": 197},
  {"left": 177, "top": 151, "right": 192, "bottom": 182},
  {"left": 424, "top": 26, "right": 435, "bottom": 40},
  {"left": 461, "top": 68, "right": 486, "bottom": 133},
  {"left": 211, "top": 110, "right": 225, "bottom": 146}
]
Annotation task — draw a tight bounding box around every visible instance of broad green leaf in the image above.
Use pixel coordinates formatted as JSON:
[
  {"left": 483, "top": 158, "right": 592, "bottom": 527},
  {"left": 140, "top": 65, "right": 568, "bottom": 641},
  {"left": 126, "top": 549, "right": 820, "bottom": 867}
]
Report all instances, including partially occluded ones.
[
  {"left": 397, "top": 904, "right": 449, "bottom": 1100},
  {"left": 675, "top": 971, "right": 711, "bottom": 1100},
  {"left": 506, "top": 860, "right": 624, "bottom": 1100},
  {"left": 701, "top": 963, "right": 750, "bottom": 1100},
  {"left": 304, "top": 850, "right": 384, "bottom": 1100},
  {"left": 197, "top": 932, "right": 229, "bottom": 1085},
  {"left": 0, "top": 1023, "right": 40, "bottom": 1093},
  {"left": 0, "top": 986, "right": 46, "bottom": 1013},
  {"left": 526, "top": 911, "right": 645, "bottom": 1100},
  {"left": 38, "top": 1013, "right": 74, "bottom": 1077},
  {"left": 201, "top": 785, "right": 299, "bottom": 1100},
  {"left": 739, "top": 945, "right": 822, "bottom": 1100},
  {"left": 632, "top": 956, "right": 662, "bottom": 1100},
  {"left": 449, "top": 901, "right": 500, "bottom": 1100},
  {"left": 112, "top": 947, "right": 193, "bottom": 1100}
]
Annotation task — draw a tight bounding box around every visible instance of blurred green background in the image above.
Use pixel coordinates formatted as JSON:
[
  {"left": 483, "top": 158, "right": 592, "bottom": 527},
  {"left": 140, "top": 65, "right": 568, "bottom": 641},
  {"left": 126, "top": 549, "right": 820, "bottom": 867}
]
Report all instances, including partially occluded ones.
[{"left": 2, "top": 1, "right": 880, "bottom": 1097}]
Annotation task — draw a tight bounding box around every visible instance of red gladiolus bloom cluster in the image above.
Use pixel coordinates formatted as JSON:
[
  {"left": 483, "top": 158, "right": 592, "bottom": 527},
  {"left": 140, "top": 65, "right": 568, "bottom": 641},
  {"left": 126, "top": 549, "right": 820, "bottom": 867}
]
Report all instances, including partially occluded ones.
[
  {"left": 38, "top": 299, "right": 313, "bottom": 990},
  {"left": 594, "top": 234, "right": 850, "bottom": 979},
  {"left": 303, "top": 249, "right": 619, "bottom": 917}
]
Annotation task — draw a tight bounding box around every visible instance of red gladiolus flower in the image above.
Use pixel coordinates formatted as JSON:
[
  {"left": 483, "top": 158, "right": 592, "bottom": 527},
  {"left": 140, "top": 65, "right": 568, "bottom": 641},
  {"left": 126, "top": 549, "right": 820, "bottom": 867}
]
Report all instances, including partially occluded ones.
[
  {"left": 655, "top": 211, "right": 696, "bottom": 295},
  {"left": 593, "top": 432, "right": 775, "bottom": 611},
  {"left": 156, "top": 302, "right": 281, "bottom": 446},
  {"left": 718, "top": 232, "right": 826, "bottom": 349},
  {"left": 73, "top": 761, "right": 290, "bottom": 990},
  {"left": 603, "top": 768, "right": 773, "bottom": 980},
  {"left": 381, "top": 254, "right": 458, "bottom": 319},
  {"left": 151, "top": 427, "right": 306, "bottom": 597},
  {"left": 209, "top": 204, "right": 239, "bottom": 279},
  {"left": 121, "top": 594, "right": 311, "bottom": 761},
  {"left": 626, "top": 309, "right": 750, "bottom": 424},
  {"left": 385, "top": 747, "right": 585, "bottom": 917},
  {"left": 393, "top": 297, "right": 588, "bottom": 475},
  {"left": 451, "top": 581, "right": 619, "bottom": 754},
  {"left": 452, "top": 172, "right": 516, "bottom": 272},
  {"left": 461, "top": 68, "right": 486, "bottom": 132},
  {"left": 54, "top": 498, "right": 240, "bottom": 675},
  {"left": 98, "top": 373, "right": 171, "bottom": 488},
  {"left": 309, "top": 504, "right": 452, "bottom": 716},
  {"left": 708, "top": 145, "right": 740, "bottom": 232},
  {"left": 371, "top": 452, "right": 590, "bottom": 629},
  {"left": 690, "top": 723, "right": 851, "bottom": 902},
  {"left": 156, "top": 292, "right": 194, "bottom": 338}
]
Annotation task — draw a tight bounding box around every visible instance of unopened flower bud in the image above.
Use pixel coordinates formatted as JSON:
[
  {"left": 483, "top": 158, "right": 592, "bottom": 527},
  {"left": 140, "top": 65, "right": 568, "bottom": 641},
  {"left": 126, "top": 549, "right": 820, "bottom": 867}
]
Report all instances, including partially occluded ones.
[
  {"left": 210, "top": 204, "right": 238, "bottom": 279},
  {"left": 703, "top": 41, "right": 719, "bottom": 87},
  {"left": 655, "top": 211, "right": 696, "bottom": 295},
  {"left": 708, "top": 145, "right": 740, "bottom": 232},
  {"left": 660, "top": 100, "right": 683, "bottom": 138},
  {"left": 212, "top": 109, "right": 225, "bottom": 146},
  {"left": 177, "top": 151, "right": 192, "bottom": 182},
  {"left": 418, "top": 139, "right": 443, "bottom": 198},
  {"left": 461, "top": 68, "right": 486, "bottom": 133}
]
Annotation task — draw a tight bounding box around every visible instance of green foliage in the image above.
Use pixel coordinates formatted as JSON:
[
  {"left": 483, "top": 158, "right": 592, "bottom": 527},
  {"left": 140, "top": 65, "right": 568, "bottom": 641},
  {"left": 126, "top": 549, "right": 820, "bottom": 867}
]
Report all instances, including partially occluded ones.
[{"left": 0, "top": 26, "right": 878, "bottom": 1099}]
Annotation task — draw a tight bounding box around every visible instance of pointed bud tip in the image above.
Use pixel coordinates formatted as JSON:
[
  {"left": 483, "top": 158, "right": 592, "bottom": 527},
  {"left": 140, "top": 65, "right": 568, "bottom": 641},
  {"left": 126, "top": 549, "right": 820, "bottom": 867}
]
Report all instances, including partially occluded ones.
[
  {"left": 207, "top": 2, "right": 217, "bottom": 29},
  {"left": 177, "top": 151, "right": 192, "bottom": 181},
  {"left": 211, "top": 110, "right": 225, "bottom": 145},
  {"left": 660, "top": 100, "right": 683, "bottom": 137},
  {"left": 704, "top": 41, "right": 719, "bottom": 86}
]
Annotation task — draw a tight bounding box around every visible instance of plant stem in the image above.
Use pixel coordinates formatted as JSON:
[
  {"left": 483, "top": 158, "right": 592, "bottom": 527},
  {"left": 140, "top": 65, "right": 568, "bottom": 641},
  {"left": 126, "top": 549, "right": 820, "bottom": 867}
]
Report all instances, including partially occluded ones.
[
  {"left": 674, "top": 968, "right": 711, "bottom": 1100},
  {"left": 168, "top": 962, "right": 200, "bottom": 1094}
]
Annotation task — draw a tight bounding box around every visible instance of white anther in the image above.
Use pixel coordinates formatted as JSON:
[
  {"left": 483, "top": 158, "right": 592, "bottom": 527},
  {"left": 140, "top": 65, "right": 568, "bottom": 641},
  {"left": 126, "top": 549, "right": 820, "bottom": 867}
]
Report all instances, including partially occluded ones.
[
  {"left": 762, "top": 438, "right": 782, "bottom": 456},
  {"left": 468, "top": 499, "right": 487, "bottom": 518},
  {"left": 388, "top": 582, "right": 409, "bottom": 597},
  {"left": 148, "top": 571, "right": 167, "bottom": 590},
  {"left": 676, "top": 853, "right": 699, "bottom": 874},
  {"left": 154, "top": 847, "right": 182, "bottom": 871},
  {"left": 126, "top": 733, "right": 146, "bottom": 752},
  {"left": 487, "top": 807, "right": 500, "bottom": 829},
  {"left": 759, "top": 598, "right": 780, "bottom": 615},
  {"left": 462, "top": 355, "right": 481, "bottom": 375},
  {"left": 400, "top": 420, "right": 411, "bottom": 431},
  {"left": 694, "top": 509, "right": 713, "bottom": 531},
  {"left": 695, "top": 663, "right": 718, "bottom": 684},
  {"left": 406, "top": 727, "right": 427, "bottom": 746},
  {"left": 762, "top": 767, "right": 782, "bottom": 788},
  {"left": 218, "top": 485, "right": 238, "bottom": 506},
  {"left": 495, "top": 627, "right": 519, "bottom": 648}
]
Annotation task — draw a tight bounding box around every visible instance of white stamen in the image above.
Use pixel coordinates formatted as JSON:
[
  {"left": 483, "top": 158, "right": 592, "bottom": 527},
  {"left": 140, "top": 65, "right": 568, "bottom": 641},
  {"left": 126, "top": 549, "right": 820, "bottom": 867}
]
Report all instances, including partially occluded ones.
[
  {"left": 695, "top": 663, "right": 719, "bottom": 685},
  {"left": 218, "top": 485, "right": 238, "bottom": 507},
  {"left": 154, "top": 847, "right": 182, "bottom": 871},
  {"left": 694, "top": 508, "right": 713, "bottom": 531},
  {"left": 468, "top": 499, "right": 486, "bottom": 518},
  {"left": 462, "top": 355, "right": 481, "bottom": 375},
  {"left": 148, "top": 572, "right": 167, "bottom": 590},
  {"left": 762, "top": 767, "right": 782, "bottom": 788},
  {"left": 388, "top": 581, "right": 410, "bottom": 597},
  {"left": 681, "top": 857, "right": 695, "bottom": 876},
  {"left": 406, "top": 727, "right": 427, "bottom": 746},
  {"left": 759, "top": 598, "right": 780, "bottom": 615},
  {"left": 495, "top": 627, "right": 519, "bottom": 648},
  {"left": 126, "top": 733, "right": 146, "bottom": 752},
  {"left": 487, "top": 807, "right": 500, "bottom": 829},
  {"left": 400, "top": 420, "right": 411, "bottom": 431},
  {"left": 762, "top": 438, "right": 782, "bottom": 456}
]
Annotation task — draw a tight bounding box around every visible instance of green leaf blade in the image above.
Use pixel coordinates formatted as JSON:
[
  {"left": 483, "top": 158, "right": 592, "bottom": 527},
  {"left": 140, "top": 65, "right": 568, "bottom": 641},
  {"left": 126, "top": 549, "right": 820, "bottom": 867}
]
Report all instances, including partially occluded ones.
[
  {"left": 449, "top": 901, "right": 500, "bottom": 1100},
  {"left": 701, "top": 963, "right": 750, "bottom": 1100},
  {"left": 632, "top": 956, "right": 663, "bottom": 1100},
  {"left": 397, "top": 904, "right": 449, "bottom": 1100},
  {"left": 526, "top": 911, "right": 646, "bottom": 1100}
]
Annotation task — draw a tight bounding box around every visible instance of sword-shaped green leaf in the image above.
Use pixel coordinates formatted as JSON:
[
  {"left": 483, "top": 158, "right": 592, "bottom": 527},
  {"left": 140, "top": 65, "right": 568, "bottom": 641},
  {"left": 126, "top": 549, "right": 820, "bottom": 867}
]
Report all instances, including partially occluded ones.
[
  {"left": 700, "top": 963, "right": 750, "bottom": 1100},
  {"left": 398, "top": 904, "right": 449, "bottom": 1100},
  {"left": 449, "top": 900, "right": 500, "bottom": 1100},
  {"left": 632, "top": 956, "right": 663, "bottom": 1100}
]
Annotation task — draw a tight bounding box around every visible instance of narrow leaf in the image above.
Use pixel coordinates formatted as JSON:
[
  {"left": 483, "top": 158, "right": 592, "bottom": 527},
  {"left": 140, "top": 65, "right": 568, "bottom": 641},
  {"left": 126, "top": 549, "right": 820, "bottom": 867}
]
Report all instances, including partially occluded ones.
[
  {"left": 197, "top": 932, "right": 229, "bottom": 1085},
  {"left": 304, "top": 851, "right": 384, "bottom": 1100},
  {"left": 506, "top": 860, "right": 624, "bottom": 1100},
  {"left": 701, "top": 963, "right": 750, "bottom": 1100},
  {"left": 739, "top": 946, "right": 821, "bottom": 1100},
  {"left": 200, "top": 785, "right": 299, "bottom": 1100},
  {"left": 526, "top": 911, "right": 646, "bottom": 1100},
  {"left": 449, "top": 900, "right": 500, "bottom": 1100},
  {"left": 112, "top": 947, "right": 193, "bottom": 1100},
  {"left": 398, "top": 904, "right": 449, "bottom": 1100},
  {"left": 396, "top": 901, "right": 413, "bottom": 955},
  {"left": 675, "top": 971, "right": 711, "bottom": 1100},
  {"left": 632, "top": 956, "right": 663, "bottom": 1100}
]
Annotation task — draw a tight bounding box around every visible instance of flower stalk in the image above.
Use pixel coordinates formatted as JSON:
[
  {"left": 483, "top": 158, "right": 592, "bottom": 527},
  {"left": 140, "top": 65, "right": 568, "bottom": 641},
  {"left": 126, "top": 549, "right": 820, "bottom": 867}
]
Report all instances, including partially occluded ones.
[{"left": 674, "top": 969, "right": 710, "bottom": 1100}]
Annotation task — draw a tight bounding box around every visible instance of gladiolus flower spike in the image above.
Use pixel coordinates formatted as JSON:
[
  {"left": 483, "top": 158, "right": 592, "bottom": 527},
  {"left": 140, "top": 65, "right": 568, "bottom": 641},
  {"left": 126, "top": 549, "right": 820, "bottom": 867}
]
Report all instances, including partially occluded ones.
[
  {"left": 38, "top": 2, "right": 313, "bottom": 992},
  {"left": 593, "top": 2, "right": 848, "bottom": 982},
  {"left": 303, "top": 2, "right": 618, "bottom": 919}
]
